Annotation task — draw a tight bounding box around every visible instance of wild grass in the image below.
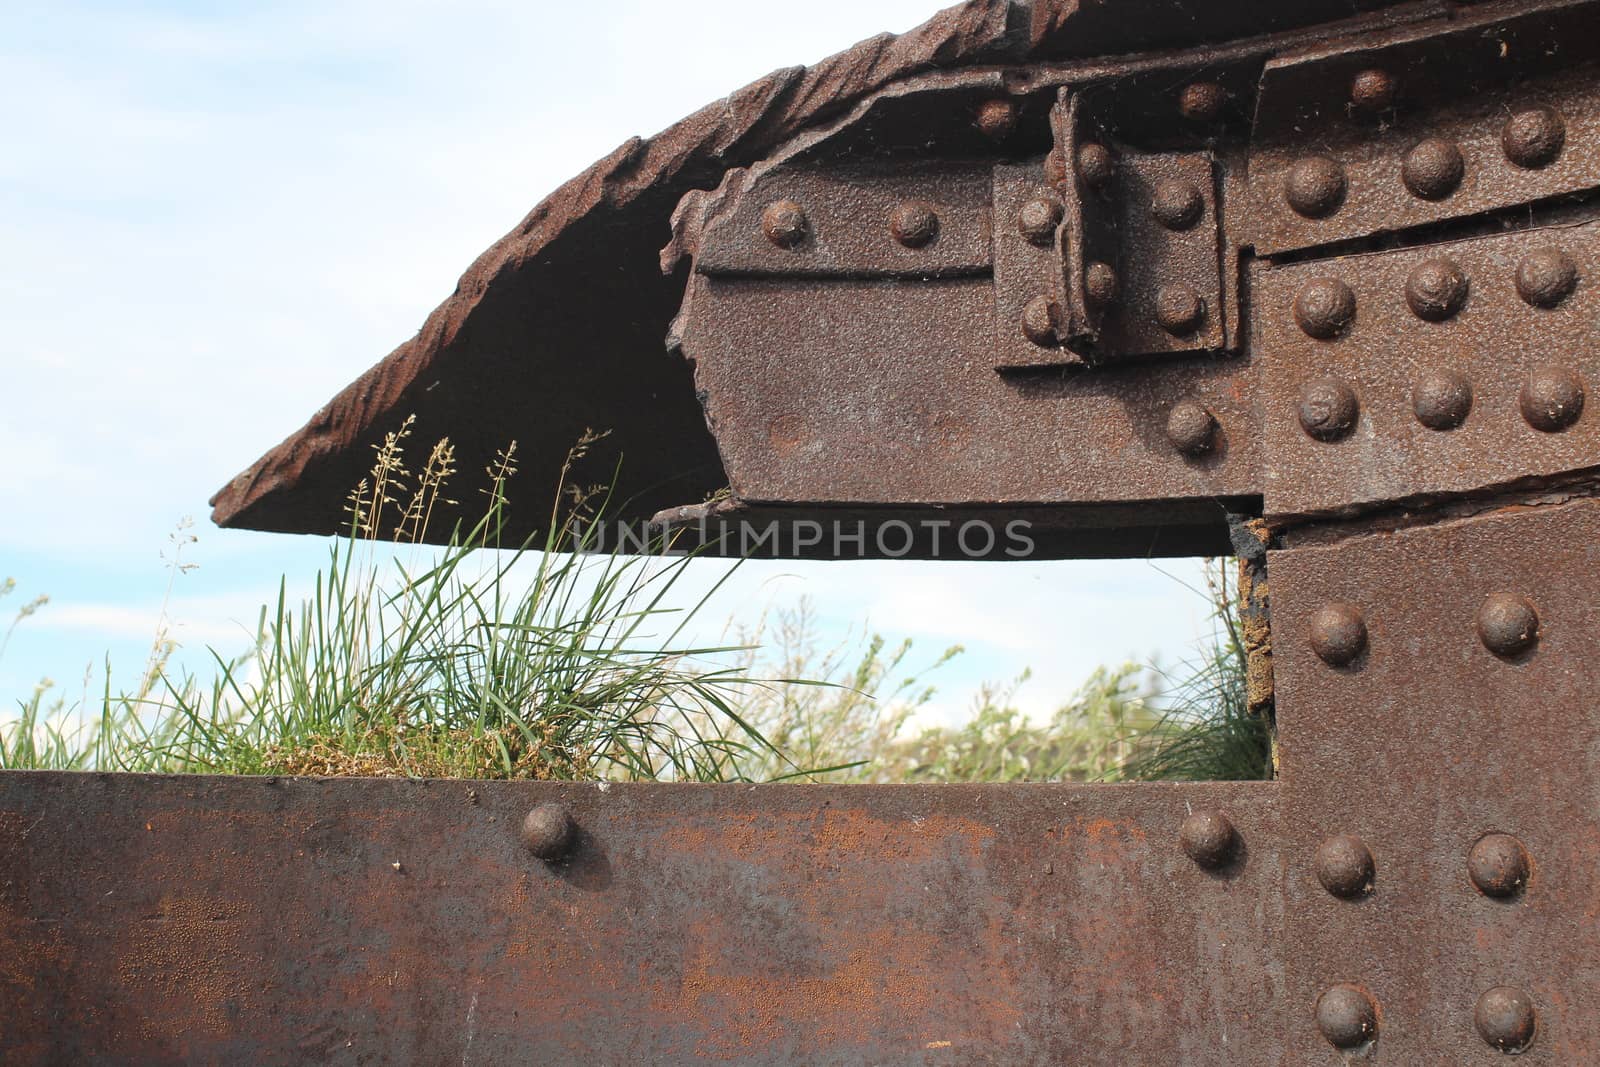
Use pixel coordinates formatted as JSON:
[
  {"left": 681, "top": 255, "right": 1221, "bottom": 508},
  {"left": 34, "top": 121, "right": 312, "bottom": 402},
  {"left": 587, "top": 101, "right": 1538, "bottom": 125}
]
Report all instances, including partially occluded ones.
[
  {"left": 3, "top": 424, "right": 797, "bottom": 780},
  {"left": 2, "top": 423, "right": 1271, "bottom": 783}
]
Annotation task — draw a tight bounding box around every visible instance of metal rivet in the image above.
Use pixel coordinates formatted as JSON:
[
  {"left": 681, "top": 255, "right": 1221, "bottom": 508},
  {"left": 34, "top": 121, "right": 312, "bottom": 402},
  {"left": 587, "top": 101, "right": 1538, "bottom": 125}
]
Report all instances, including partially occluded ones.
[
  {"left": 1077, "top": 143, "right": 1115, "bottom": 189},
  {"left": 1166, "top": 399, "right": 1217, "bottom": 457},
  {"left": 1151, "top": 179, "right": 1204, "bottom": 230},
  {"left": 521, "top": 803, "right": 577, "bottom": 862},
  {"left": 1309, "top": 601, "right": 1367, "bottom": 666},
  {"left": 1520, "top": 366, "right": 1585, "bottom": 432},
  {"left": 1468, "top": 833, "right": 1531, "bottom": 898},
  {"left": 1404, "top": 257, "right": 1469, "bottom": 321},
  {"left": 1503, "top": 105, "right": 1565, "bottom": 169},
  {"left": 1350, "top": 68, "right": 1397, "bottom": 113},
  {"left": 1402, "top": 137, "right": 1465, "bottom": 200},
  {"left": 1179, "top": 811, "right": 1237, "bottom": 869},
  {"left": 1293, "top": 278, "right": 1356, "bottom": 339},
  {"left": 1284, "top": 156, "right": 1346, "bottom": 218},
  {"left": 1476, "top": 592, "right": 1540, "bottom": 658},
  {"left": 889, "top": 201, "right": 939, "bottom": 248},
  {"left": 976, "top": 98, "right": 1019, "bottom": 141},
  {"left": 1155, "top": 285, "right": 1205, "bottom": 335},
  {"left": 1084, "top": 261, "right": 1118, "bottom": 307},
  {"left": 1298, "top": 379, "right": 1359, "bottom": 442},
  {"left": 761, "top": 200, "right": 808, "bottom": 248},
  {"left": 1017, "top": 196, "right": 1064, "bottom": 245},
  {"left": 1179, "top": 81, "right": 1226, "bottom": 122},
  {"left": 1022, "top": 295, "right": 1062, "bottom": 346},
  {"left": 1316, "top": 834, "right": 1376, "bottom": 899},
  {"left": 1412, "top": 369, "right": 1473, "bottom": 430},
  {"left": 1316, "top": 984, "right": 1379, "bottom": 1050},
  {"left": 1475, "top": 987, "right": 1537, "bottom": 1053},
  {"left": 1515, "top": 247, "right": 1578, "bottom": 308}
]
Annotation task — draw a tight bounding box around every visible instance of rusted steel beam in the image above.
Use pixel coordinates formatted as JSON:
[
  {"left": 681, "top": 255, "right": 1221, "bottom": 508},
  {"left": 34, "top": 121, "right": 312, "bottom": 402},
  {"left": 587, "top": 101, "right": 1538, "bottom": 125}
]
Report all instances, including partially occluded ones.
[
  {"left": 0, "top": 773, "right": 1283, "bottom": 1065},
  {"left": 1272, "top": 496, "right": 1600, "bottom": 1061}
]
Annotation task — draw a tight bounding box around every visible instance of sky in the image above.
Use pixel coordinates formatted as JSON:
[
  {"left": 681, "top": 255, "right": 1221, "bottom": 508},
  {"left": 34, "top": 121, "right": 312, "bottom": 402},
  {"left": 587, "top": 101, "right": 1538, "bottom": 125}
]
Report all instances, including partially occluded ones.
[{"left": 0, "top": 0, "right": 1218, "bottom": 729}]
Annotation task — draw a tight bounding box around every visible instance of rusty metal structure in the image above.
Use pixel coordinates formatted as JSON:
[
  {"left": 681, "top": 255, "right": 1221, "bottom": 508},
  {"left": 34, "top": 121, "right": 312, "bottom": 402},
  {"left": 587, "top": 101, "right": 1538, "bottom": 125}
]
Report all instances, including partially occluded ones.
[{"left": 8, "top": 0, "right": 1600, "bottom": 1061}]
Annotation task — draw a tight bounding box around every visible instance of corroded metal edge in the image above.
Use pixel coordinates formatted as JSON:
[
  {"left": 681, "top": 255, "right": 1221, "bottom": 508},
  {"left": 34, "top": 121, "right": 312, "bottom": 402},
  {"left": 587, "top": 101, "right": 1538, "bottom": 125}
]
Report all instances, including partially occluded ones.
[{"left": 207, "top": 0, "right": 1430, "bottom": 544}]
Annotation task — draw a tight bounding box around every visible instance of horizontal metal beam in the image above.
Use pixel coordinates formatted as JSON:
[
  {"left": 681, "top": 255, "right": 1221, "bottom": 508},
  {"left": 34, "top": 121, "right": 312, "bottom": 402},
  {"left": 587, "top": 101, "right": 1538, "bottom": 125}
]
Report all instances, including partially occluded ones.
[{"left": 0, "top": 773, "right": 1281, "bottom": 1065}]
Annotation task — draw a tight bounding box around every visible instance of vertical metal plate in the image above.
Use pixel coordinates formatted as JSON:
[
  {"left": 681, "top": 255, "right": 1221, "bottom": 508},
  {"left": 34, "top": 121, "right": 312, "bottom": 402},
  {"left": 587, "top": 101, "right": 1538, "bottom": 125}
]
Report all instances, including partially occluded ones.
[{"left": 1272, "top": 497, "right": 1600, "bottom": 1061}]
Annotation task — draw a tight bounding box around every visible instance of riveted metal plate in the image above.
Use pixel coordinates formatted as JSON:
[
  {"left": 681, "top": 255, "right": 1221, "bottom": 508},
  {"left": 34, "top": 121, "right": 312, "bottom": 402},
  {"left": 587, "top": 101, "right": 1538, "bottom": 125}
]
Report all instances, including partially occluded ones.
[
  {"left": 0, "top": 773, "right": 1284, "bottom": 1066},
  {"left": 1257, "top": 218, "right": 1600, "bottom": 521},
  {"left": 1271, "top": 496, "right": 1600, "bottom": 1062},
  {"left": 992, "top": 163, "right": 1081, "bottom": 368},
  {"left": 679, "top": 272, "right": 1260, "bottom": 513},
  {"left": 1248, "top": 2, "right": 1600, "bottom": 256},
  {"left": 1092, "top": 151, "right": 1226, "bottom": 359},
  {"left": 696, "top": 161, "right": 994, "bottom": 277}
]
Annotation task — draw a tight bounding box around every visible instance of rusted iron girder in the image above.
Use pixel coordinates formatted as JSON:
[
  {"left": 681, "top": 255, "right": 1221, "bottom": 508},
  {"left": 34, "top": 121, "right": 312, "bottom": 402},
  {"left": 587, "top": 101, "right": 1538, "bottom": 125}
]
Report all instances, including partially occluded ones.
[{"left": 0, "top": 775, "right": 1283, "bottom": 1064}]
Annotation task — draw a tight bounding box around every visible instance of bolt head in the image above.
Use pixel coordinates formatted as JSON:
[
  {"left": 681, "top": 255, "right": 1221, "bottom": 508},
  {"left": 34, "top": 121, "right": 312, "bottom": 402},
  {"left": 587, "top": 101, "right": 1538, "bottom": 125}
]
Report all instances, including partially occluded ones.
[
  {"left": 1516, "top": 247, "right": 1578, "bottom": 308},
  {"left": 761, "top": 200, "right": 808, "bottom": 248},
  {"left": 1309, "top": 601, "right": 1367, "bottom": 666},
  {"left": 1350, "top": 68, "right": 1398, "bottom": 113},
  {"left": 1476, "top": 592, "right": 1540, "bottom": 658},
  {"left": 1178, "top": 81, "right": 1226, "bottom": 122},
  {"left": 1021, "top": 295, "right": 1062, "bottom": 346},
  {"left": 1083, "top": 261, "right": 1118, "bottom": 308},
  {"left": 1179, "top": 811, "right": 1238, "bottom": 869},
  {"left": 1298, "top": 378, "right": 1360, "bottom": 442},
  {"left": 1412, "top": 369, "right": 1473, "bottom": 430},
  {"left": 1316, "top": 834, "right": 1376, "bottom": 899},
  {"left": 890, "top": 201, "right": 939, "bottom": 248},
  {"left": 1154, "top": 285, "right": 1205, "bottom": 336},
  {"left": 1476, "top": 987, "right": 1537, "bottom": 1052},
  {"left": 1520, "top": 366, "right": 1585, "bottom": 432},
  {"left": 976, "top": 98, "right": 1019, "bottom": 141},
  {"left": 520, "top": 803, "right": 577, "bottom": 862},
  {"left": 1017, "top": 195, "right": 1064, "bottom": 245},
  {"left": 1293, "top": 278, "right": 1357, "bottom": 339},
  {"left": 1151, "top": 179, "right": 1204, "bottom": 230},
  {"left": 1316, "top": 985, "right": 1379, "bottom": 1050},
  {"left": 1404, "top": 257, "right": 1469, "bottom": 321},
  {"left": 1284, "top": 156, "right": 1347, "bottom": 219},
  {"left": 1503, "top": 105, "right": 1565, "bottom": 169},
  {"left": 1468, "top": 833, "right": 1531, "bottom": 898},
  {"left": 1166, "top": 399, "right": 1217, "bottom": 457},
  {"left": 1076, "top": 143, "right": 1115, "bottom": 189},
  {"left": 1402, "top": 137, "right": 1465, "bottom": 200}
]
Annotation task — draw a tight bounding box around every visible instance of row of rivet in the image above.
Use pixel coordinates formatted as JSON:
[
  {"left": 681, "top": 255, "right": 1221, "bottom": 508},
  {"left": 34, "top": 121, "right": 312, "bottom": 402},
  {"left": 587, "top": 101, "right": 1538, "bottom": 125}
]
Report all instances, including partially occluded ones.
[
  {"left": 1316, "top": 982, "right": 1537, "bottom": 1054},
  {"left": 976, "top": 83, "right": 1228, "bottom": 146},
  {"left": 1283, "top": 73, "right": 1568, "bottom": 219},
  {"left": 1180, "top": 811, "right": 1537, "bottom": 1053},
  {"left": 1294, "top": 252, "right": 1581, "bottom": 338},
  {"left": 1158, "top": 361, "right": 1585, "bottom": 462},
  {"left": 1309, "top": 592, "right": 1541, "bottom": 665},
  {"left": 1292, "top": 365, "right": 1586, "bottom": 440},
  {"left": 760, "top": 198, "right": 943, "bottom": 250}
]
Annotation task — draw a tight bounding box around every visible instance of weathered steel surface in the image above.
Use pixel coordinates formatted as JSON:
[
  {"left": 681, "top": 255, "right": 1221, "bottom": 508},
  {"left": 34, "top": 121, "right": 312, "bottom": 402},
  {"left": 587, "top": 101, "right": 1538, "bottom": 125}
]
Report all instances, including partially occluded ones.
[
  {"left": 696, "top": 162, "right": 994, "bottom": 277},
  {"left": 1257, "top": 217, "right": 1600, "bottom": 520},
  {"left": 1248, "top": 1, "right": 1600, "bottom": 257},
  {"left": 680, "top": 273, "right": 1259, "bottom": 511},
  {"left": 208, "top": 0, "right": 1439, "bottom": 546},
  {"left": 0, "top": 773, "right": 1283, "bottom": 1065},
  {"left": 1271, "top": 496, "right": 1600, "bottom": 1060}
]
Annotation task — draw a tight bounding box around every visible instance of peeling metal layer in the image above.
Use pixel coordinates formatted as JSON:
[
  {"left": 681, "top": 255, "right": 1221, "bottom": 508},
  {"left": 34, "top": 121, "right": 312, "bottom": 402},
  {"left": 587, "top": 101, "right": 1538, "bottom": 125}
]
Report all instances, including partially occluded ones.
[
  {"left": 1271, "top": 495, "right": 1600, "bottom": 1061},
  {"left": 208, "top": 0, "right": 1425, "bottom": 546},
  {"left": 0, "top": 773, "right": 1282, "bottom": 1065}
]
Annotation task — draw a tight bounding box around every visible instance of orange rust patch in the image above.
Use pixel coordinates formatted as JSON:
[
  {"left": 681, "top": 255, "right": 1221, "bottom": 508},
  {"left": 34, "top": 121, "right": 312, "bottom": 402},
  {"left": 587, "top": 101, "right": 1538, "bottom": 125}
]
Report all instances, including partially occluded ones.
[{"left": 115, "top": 895, "right": 258, "bottom": 1042}]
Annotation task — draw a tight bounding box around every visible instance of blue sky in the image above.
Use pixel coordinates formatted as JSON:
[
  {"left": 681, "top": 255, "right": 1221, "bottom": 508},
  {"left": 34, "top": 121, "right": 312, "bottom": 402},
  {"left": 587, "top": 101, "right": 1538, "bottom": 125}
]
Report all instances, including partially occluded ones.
[{"left": 1, "top": 0, "right": 1216, "bottom": 728}]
